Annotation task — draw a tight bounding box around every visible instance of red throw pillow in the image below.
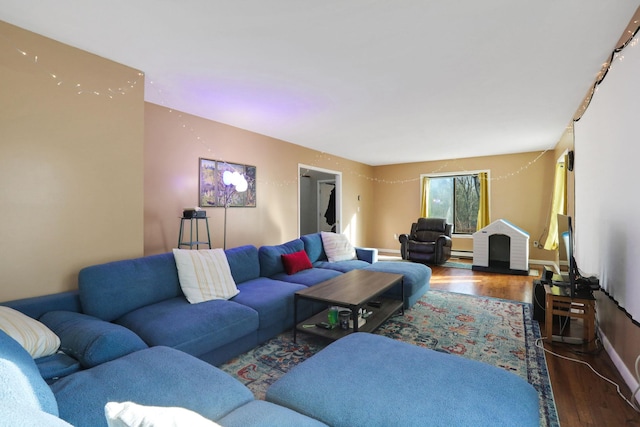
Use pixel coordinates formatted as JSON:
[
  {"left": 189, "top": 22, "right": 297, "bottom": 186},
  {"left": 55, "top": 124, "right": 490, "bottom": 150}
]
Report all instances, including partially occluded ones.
[{"left": 281, "top": 250, "right": 313, "bottom": 275}]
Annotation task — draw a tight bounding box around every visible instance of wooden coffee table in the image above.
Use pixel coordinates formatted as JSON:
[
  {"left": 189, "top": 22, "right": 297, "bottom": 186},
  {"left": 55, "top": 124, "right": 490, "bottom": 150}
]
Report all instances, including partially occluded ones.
[{"left": 293, "top": 269, "right": 404, "bottom": 342}]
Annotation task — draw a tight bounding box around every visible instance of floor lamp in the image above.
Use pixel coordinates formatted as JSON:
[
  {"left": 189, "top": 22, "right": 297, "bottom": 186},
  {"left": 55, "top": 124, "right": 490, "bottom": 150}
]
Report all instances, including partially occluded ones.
[{"left": 222, "top": 171, "right": 247, "bottom": 250}]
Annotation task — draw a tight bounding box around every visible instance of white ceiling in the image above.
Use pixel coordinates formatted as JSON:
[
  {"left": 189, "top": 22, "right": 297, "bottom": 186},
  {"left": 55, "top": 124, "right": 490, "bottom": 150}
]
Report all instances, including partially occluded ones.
[{"left": 1, "top": 1, "right": 638, "bottom": 165}]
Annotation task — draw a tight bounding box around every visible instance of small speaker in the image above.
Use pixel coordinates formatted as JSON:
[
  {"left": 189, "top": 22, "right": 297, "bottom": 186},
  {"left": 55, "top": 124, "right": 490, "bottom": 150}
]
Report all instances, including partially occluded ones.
[
  {"left": 532, "top": 280, "right": 546, "bottom": 321},
  {"left": 567, "top": 150, "right": 574, "bottom": 171}
]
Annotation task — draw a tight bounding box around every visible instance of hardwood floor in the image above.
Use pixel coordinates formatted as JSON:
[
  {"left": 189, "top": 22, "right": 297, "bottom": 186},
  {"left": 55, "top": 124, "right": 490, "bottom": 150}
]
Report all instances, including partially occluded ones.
[{"left": 428, "top": 261, "right": 640, "bottom": 427}]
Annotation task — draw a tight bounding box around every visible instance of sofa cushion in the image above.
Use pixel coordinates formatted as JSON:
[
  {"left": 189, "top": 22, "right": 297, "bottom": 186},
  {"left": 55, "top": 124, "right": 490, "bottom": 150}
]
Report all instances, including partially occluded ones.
[
  {"left": 266, "top": 333, "right": 540, "bottom": 427},
  {"left": 0, "top": 402, "right": 72, "bottom": 427},
  {"left": 258, "top": 239, "right": 305, "bottom": 277},
  {"left": 312, "top": 259, "right": 371, "bottom": 273},
  {"left": 320, "top": 232, "right": 356, "bottom": 262},
  {"left": 115, "top": 297, "right": 259, "bottom": 358},
  {"left": 300, "top": 233, "right": 327, "bottom": 263},
  {"left": 173, "top": 249, "right": 239, "bottom": 303},
  {"left": 281, "top": 250, "right": 313, "bottom": 275},
  {"left": 219, "top": 400, "right": 328, "bottom": 427},
  {"left": 104, "top": 401, "right": 222, "bottom": 427},
  {"left": 270, "top": 267, "right": 341, "bottom": 287},
  {"left": 79, "top": 252, "right": 181, "bottom": 322},
  {"left": 232, "top": 278, "right": 306, "bottom": 330},
  {"left": 51, "top": 346, "right": 255, "bottom": 427},
  {"left": 0, "top": 330, "right": 59, "bottom": 416},
  {"left": 225, "top": 245, "right": 261, "bottom": 284},
  {"left": 0, "top": 306, "right": 60, "bottom": 359},
  {"left": 35, "top": 352, "right": 81, "bottom": 382},
  {"left": 40, "top": 311, "right": 148, "bottom": 368}
]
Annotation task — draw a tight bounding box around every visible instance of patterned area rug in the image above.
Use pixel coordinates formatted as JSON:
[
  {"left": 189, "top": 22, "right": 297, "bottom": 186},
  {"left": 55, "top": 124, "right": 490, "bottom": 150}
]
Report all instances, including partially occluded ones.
[{"left": 219, "top": 290, "right": 559, "bottom": 427}]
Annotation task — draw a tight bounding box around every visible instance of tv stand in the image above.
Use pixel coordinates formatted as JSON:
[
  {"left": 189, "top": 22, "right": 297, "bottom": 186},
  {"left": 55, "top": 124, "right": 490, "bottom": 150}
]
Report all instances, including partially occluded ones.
[{"left": 543, "top": 284, "right": 596, "bottom": 351}]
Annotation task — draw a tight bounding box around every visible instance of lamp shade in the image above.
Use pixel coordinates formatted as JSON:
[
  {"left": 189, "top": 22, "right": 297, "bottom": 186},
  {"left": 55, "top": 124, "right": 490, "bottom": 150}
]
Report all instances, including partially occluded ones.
[
  {"left": 235, "top": 177, "right": 248, "bottom": 192},
  {"left": 222, "top": 170, "right": 247, "bottom": 192},
  {"left": 222, "top": 170, "right": 233, "bottom": 185}
]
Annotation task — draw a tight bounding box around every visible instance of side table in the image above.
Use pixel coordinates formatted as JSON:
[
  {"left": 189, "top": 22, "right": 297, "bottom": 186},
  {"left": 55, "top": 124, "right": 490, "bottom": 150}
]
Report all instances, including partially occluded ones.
[
  {"left": 543, "top": 284, "right": 596, "bottom": 351},
  {"left": 177, "top": 217, "right": 212, "bottom": 249}
]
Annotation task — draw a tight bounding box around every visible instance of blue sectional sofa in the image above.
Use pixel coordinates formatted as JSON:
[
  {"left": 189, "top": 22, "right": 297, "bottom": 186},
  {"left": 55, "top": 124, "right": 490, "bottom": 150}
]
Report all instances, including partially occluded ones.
[
  {"left": 0, "top": 232, "right": 432, "bottom": 426},
  {"left": 74, "top": 233, "right": 431, "bottom": 366}
]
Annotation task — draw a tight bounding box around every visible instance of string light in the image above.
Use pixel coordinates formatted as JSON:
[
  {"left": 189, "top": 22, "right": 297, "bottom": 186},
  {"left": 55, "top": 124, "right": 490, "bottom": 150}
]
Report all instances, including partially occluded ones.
[
  {"left": 148, "top": 81, "right": 218, "bottom": 157},
  {"left": 1, "top": 33, "right": 144, "bottom": 99},
  {"left": 307, "top": 149, "right": 549, "bottom": 184},
  {"left": 575, "top": 20, "right": 640, "bottom": 121}
]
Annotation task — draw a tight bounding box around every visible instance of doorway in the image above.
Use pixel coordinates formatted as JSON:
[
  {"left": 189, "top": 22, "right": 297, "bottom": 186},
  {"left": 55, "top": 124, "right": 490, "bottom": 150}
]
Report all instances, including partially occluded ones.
[{"left": 299, "top": 164, "right": 341, "bottom": 236}]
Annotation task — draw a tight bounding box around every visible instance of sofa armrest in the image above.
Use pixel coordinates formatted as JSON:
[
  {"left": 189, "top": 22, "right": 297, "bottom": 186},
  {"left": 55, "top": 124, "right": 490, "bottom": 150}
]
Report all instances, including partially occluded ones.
[
  {"left": 39, "top": 311, "right": 148, "bottom": 368},
  {"left": 355, "top": 247, "right": 378, "bottom": 264},
  {"left": 1, "top": 291, "right": 81, "bottom": 320},
  {"left": 398, "top": 234, "right": 411, "bottom": 259},
  {"left": 436, "top": 235, "right": 453, "bottom": 248}
]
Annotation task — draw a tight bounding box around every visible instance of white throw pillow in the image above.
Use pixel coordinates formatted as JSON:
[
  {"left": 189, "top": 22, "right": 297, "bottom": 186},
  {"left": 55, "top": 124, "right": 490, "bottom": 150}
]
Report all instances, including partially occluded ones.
[
  {"left": 321, "top": 232, "right": 357, "bottom": 262},
  {"left": 0, "top": 306, "right": 60, "bottom": 358},
  {"left": 105, "top": 401, "right": 222, "bottom": 427},
  {"left": 172, "top": 249, "right": 239, "bottom": 304}
]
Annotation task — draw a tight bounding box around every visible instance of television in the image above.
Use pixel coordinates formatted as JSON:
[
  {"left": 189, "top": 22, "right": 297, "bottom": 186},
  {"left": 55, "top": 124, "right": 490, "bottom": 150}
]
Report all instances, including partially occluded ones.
[{"left": 556, "top": 214, "right": 577, "bottom": 298}]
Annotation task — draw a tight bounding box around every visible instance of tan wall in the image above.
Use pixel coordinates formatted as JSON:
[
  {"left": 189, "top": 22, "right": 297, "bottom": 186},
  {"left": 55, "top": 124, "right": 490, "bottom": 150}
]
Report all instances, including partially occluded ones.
[
  {"left": 144, "top": 103, "right": 374, "bottom": 254},
  {"left": 0, "top": 21, "right": 144, "bottom": 301},
  {"left": 370, "top": 151, "right": 557, "bottom": 262}
]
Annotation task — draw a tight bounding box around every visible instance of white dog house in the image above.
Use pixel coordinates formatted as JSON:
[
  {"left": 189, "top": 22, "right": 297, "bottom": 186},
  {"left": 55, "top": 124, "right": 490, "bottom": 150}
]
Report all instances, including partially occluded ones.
[{"left": 472, "top": 219, "right": 529, "bottom": 275}]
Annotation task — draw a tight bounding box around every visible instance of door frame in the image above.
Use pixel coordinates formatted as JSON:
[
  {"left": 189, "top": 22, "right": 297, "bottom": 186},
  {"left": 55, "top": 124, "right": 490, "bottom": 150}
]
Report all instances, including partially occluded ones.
[{"left": 298, "top": 163, "right": 342, "bottom": 236}]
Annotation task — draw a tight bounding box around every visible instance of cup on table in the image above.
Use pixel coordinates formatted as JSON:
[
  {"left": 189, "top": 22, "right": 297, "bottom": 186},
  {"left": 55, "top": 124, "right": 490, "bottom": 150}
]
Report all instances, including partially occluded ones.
[
  {"left": 328, "top": 306, "right": 339, "bottom": 327},
  {"left": 338, "top": 310, "right": 351, "bottom": 330}
]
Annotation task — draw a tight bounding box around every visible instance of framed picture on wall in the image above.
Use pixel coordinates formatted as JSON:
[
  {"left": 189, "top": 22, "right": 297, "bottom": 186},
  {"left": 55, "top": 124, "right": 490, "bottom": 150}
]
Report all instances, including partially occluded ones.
[{"left": 199, "top": 158, "right": 256, "bottom": 207}]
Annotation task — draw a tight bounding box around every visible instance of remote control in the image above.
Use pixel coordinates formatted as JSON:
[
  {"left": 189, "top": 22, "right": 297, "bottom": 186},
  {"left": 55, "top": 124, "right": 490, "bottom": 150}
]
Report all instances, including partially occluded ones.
[
  {"left": 315, "top": 321, "right": 335, "bottom": 329},
  {"left": 367, "top": 300, "right": 382, "bottom": 308}
]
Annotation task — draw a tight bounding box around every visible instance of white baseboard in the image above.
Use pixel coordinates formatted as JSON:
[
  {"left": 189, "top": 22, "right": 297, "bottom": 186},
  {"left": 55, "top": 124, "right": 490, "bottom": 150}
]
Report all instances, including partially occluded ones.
[
  {"left": 599, "top": 329, "right": 640, "bottom": 406},
  {"left": 378, "top": 248, "right": 401, "bottom": 255},
  {"left": 376, "top": 248, "right": 556, "bottom": 268},
  {"left": 452, "top": 250, "right": 472, "bottom": 259}
]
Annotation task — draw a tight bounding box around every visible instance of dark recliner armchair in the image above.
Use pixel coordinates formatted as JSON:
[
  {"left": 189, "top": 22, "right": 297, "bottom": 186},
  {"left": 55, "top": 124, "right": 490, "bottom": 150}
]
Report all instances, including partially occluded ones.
[{"left": 399, "top": 218, "right": 453, "bottom": 265}]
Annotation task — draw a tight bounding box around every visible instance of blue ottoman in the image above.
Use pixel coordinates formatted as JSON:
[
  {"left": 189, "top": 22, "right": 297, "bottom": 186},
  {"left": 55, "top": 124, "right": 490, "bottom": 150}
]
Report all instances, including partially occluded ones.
[
  {"left": 363, "top": 261, "right": 431, "bottom": 308},
  {"left": 266, "top": 333, "right": 540, "bottom": 427}
]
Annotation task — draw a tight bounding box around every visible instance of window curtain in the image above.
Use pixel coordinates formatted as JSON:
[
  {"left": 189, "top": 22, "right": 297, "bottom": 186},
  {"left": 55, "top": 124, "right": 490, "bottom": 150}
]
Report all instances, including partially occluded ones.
[
  {"left": 476, "top": 172, "right": 490, "bottom": 230},
  {"left": 420, "top": 176, "right": 429, "bottom": 217},
  {"left": 543, "top": 158, "right": 567, "bottom": 250}
]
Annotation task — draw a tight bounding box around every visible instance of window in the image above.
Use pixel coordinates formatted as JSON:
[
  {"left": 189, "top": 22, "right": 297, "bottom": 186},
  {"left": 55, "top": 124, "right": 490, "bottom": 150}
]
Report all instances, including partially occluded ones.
[{"left": 422, "top": 173, "right": 484, "bottom": 234}]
